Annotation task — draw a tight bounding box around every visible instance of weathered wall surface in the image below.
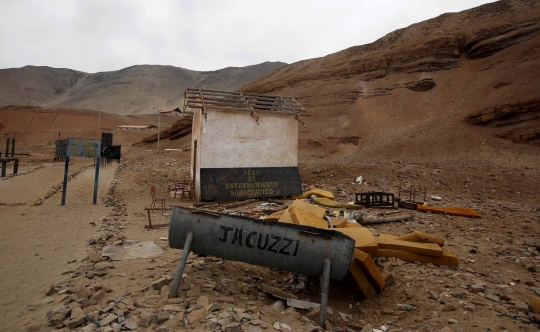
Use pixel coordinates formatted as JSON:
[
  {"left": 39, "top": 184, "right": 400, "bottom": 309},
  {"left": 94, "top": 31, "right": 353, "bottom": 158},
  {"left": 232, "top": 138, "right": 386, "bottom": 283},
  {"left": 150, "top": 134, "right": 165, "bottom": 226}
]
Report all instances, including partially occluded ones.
[
  {"left": 191, "top": 109, "right": 300, "bottom": 201},
  {"left": 199, "top": 110, "right": 298, "bottom": 168}
]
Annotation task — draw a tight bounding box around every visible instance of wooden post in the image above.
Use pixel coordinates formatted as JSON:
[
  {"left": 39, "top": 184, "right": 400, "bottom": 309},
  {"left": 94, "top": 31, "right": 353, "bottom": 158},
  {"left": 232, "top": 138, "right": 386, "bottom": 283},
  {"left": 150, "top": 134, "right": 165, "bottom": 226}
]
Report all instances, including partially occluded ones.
[
  {"left": 61, "top": 156, "right": 70, "bottom": 206},
  {"left": 13, "top": 159, "right": 18, "bottom": 174}
]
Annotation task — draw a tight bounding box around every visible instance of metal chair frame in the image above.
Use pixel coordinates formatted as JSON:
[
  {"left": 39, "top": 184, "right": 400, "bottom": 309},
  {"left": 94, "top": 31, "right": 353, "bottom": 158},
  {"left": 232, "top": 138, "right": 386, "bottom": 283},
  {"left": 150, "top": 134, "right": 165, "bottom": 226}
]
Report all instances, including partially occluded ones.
[{"left": 150, "top": 185, "right": 166, "bottom": 212}]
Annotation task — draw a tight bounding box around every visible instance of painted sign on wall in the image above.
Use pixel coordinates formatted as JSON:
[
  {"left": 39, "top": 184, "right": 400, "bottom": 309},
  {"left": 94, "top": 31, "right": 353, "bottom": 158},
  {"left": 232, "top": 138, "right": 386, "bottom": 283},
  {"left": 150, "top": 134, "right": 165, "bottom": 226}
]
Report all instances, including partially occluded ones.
[{"left": 200, "top": 167, "right": 302, "bottom": 201}]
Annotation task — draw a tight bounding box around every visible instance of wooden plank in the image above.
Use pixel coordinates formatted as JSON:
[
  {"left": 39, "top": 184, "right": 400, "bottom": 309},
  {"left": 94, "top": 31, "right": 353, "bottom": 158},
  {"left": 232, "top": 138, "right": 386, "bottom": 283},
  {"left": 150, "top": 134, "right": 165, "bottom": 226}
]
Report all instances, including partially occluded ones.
[
  {"left": 376, "top": 237, "right": 443, "bottom": 257},
  {"left": 278, "top": 200, "right": 326, "bottom": 224},
  {"left": 376, "top": 248, "right": 459, "bottom": 267},
  {"left": 396, "top": 231, "right": 445, "bottom": 246},
  {"left": 417, "top": 205, "right": 481, "bottom": 218},
  {"left": 289, "top": 206, "right": 328, "bottom": 229},
  {"left": 348, "top": 258, "right": 376, "bottom": 299},
  {"left": 334, "top": 227, "right": 378, "bottom": 256},
  {"left": 353, "top": 249, "right": 385, "bottom": 293}
]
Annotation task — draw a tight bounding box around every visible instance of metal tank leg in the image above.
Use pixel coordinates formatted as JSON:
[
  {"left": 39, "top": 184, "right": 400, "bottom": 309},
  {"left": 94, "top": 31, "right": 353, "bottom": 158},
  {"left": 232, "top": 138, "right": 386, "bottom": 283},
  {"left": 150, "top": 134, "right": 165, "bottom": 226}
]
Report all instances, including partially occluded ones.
[
  {"left": 319, "top": 258, "right": 331, "bottom": 326},
  {"left": 169, "top": 231, "right": 194, "bottom": 299}
]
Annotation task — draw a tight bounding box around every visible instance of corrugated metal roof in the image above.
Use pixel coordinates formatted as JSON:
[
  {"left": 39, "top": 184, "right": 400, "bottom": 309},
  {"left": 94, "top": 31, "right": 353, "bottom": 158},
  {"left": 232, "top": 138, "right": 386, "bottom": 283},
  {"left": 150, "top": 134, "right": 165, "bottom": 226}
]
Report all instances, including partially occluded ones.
[{"left": 183, "top": 88, "right": 307, "bottom": 116}]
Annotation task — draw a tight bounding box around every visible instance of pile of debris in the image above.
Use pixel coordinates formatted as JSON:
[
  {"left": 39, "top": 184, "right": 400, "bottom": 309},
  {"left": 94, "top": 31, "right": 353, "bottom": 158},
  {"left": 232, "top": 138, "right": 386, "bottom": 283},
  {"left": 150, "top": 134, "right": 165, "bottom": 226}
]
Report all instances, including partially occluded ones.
[{"left": 264, "top": 189, "right": 459, "bottom": 300}]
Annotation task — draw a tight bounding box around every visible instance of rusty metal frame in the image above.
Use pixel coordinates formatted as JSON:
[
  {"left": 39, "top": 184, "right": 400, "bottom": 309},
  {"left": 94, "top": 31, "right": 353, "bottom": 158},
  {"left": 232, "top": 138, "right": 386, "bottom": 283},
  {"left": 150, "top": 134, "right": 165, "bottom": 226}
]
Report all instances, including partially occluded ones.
[
  {"left": 355, "top": 192, "right": 395, "bottom": 208},
  {"left": 396, "top": 186, "right": 426, "bottom": 210}
]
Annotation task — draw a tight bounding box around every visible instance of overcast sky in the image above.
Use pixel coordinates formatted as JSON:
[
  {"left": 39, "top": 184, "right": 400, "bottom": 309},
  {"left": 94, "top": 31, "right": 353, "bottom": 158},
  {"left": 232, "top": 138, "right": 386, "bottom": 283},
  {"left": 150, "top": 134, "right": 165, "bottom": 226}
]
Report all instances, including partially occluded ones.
[{"left": 0, "top": 0, "right": 495, "bottom": 73}]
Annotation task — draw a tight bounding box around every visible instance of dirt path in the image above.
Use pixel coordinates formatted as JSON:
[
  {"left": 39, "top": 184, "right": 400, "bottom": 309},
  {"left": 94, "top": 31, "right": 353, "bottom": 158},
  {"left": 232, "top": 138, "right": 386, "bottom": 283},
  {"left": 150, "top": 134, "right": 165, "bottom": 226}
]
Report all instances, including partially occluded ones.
[{"left": 0, "top": 162, "right": 117, "bottom": 331}]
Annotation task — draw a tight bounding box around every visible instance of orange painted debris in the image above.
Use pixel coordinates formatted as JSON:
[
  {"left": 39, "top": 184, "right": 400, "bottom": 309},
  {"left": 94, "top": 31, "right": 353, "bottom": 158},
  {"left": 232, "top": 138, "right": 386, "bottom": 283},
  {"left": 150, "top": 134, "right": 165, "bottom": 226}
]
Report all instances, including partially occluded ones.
[
  {"left": 530, "top": 295, "right": 540, "bottom": 313},
  {"left": 376, "top": 248, "right": 459, "bottom": 267},
  {"left": 417, "top": 205, "right": 481, "bottom": 218},
  {"left": 375, "top": 237, "right": 443, "bottom": 257},
  {"left": 294, "top": 188, "right": 335, "bottom": 200},
  {"left": 353, "top": 249, "right": 385, "bottom": 293},
  {"left": 331, "top": 217, "right": 348, "bottom": 228},
  {"left": 289, "top": 206, "right": 328, "bottom": 229},
  {"left": 334, "top": 227, "right": 378, "bottom": 256},
  {"left": 348, "top": 258, "right": 376, "bottom": 299},
  {"left": 279, "top": 200, "right": 326, "bottom": 224},
  {"left": 264, "top": 209, "right": 286, "bottom": 222},
  {"left": 396, "top": 231, "right": 445, "bottom": 246}
]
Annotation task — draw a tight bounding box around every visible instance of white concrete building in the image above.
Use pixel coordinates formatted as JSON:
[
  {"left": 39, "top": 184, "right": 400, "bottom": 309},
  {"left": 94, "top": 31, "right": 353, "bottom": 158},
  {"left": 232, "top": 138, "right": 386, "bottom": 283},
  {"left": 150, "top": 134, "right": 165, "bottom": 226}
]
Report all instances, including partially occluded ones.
[{"left": 183, "top": 89, "right": 308, "bottom": 202}]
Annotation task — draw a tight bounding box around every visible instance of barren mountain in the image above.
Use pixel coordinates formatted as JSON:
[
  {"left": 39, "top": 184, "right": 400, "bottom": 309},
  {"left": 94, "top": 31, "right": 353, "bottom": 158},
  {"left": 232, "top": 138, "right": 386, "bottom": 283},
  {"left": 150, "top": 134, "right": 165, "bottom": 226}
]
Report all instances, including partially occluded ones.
[
  {"left": 240, "top": 0, "right": 540, "bottom": 163},
  {"left": 0, "top": 62, "right": 286, "bottom": 115}
]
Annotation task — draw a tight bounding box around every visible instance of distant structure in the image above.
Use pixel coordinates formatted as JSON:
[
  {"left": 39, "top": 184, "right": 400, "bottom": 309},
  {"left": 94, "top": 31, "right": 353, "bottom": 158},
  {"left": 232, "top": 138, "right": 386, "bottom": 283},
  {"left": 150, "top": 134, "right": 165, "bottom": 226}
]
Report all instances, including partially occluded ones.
[
  {"left": 159, "top": 107, "right": 181, "bottom": 116},
  {"left": 183, "top": 88, "right": 308, "bottom": 202},
  {"left": 117, "top": 125, "right": 151, "bottom": 130}
]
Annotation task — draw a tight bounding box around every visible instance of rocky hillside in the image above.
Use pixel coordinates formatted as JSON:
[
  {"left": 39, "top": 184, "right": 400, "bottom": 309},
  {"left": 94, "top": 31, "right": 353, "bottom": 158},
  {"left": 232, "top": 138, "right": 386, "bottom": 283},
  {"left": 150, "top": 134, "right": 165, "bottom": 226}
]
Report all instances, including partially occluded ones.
[
  {"left": 240, "top": 0, "right": 540, "bottom": 162},
  {"left": 0, "top": 62, "right": 286, "bottom": 115}
]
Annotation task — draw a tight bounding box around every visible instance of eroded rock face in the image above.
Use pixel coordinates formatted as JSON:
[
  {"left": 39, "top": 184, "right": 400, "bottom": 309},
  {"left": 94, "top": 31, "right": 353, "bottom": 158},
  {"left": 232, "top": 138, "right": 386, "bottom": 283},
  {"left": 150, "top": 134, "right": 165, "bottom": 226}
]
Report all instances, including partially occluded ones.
[{"left": 466, "top": 98, "right": 540, "bottom": 145}]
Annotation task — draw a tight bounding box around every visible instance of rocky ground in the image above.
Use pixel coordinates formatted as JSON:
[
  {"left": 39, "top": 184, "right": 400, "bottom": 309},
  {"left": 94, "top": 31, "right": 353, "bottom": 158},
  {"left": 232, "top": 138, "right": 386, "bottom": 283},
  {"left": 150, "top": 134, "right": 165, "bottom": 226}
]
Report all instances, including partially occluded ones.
[{"left": 2, "top": 143, "right": 538, "bottom": 332}]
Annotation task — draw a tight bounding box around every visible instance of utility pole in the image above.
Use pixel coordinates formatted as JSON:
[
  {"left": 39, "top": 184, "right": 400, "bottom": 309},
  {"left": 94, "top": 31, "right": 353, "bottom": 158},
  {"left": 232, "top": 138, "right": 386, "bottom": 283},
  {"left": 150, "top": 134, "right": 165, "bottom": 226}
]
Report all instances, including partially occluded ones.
[
  {"left": 98, "top": 107, "right": 102, "bottom": 129},
  {"left": 152, "top": 106, "right": 161, "bottom": 151}
]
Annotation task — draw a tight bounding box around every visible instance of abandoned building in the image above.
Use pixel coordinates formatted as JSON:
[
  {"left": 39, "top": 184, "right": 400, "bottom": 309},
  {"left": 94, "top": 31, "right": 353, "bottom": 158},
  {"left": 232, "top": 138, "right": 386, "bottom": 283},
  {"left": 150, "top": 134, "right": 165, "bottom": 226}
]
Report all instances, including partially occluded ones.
[{"left": 183, "top": 88, "right": 308, "bottom": 202}]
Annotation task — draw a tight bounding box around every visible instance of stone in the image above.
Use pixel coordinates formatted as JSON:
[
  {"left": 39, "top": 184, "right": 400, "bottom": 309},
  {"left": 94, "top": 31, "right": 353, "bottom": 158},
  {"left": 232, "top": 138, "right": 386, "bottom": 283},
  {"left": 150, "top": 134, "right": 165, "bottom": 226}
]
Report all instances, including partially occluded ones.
[
  {"left": 271, "top": 300, "right": 285, "bottom": 312},
  {"left": 186, "top": 307, "right": 208, "bottom": 324},
  {"left": 160, "top": 285, "right": 170, "bottom": 298},
  {"left": 187, "top": 286, "right": 201, "bottom": 297},
  {"left": 515, "top": 301, "right": 529, "bottom": 313},
  {"left": 439, "top": 328, "right": 453, "bottom": 332},
  {"left": 524, "top": 239, "right": 538, "bottom": 247},
  {"left": 528, "top": 265, "right": 537, "bottom": 273},
  {"left": 442, "top": 304, "right": 456, "bottom": 312},
  {"left": 280, "top": 323, "right": 292, "bottom": 331},
  {"left": 49, "top": 313, "right": 67, "bottom": 326},
  {"left": 71, "top": 307, "right": 85, "bottom": 320},
  {"left": 125, "top": 320, "right": 138, "bottom": 331},
  {"left": 153, "top": 312, "right": 169, "bottom": 324},
  {"left": 470, "top": 284, "right": 485, "bottom": 293},
  {"left": 486, "top": 294, "right": 500, "bottom": 303},
  {"left": 384, "top": 273, "right": 395, "bottom": 287},
  {"left": 81, "top": 323, "right": 97, "bottom": 332},
  {"left": 245, "top": 326, "right": 262, "bottom": 332},
  {"left": 100, "top": 314, "right": 117, "bottom": 326},
  {"left": 448, "top": 319, "right": 458, "bottom": 324},
  {"left": 196, "top": 295, "right": 209, "bottom": 306},
  {"left": 226, "top": 322, "right": 242, "bottom": 332},
  {"left": 464, "top": 304, "right": 477, "bottom": 312},
  {"left": 46, "top": 285, "right": 56, "bottom": 296},
  {"left": 215, "top": 296, "right": 235, "bottom": 303},
  {"left": 24, "top": 324, "right": 39, "bottom": 332},
  {"left": 452, "top": 290, "right": 466, "bottom": 299},
  {"left": 64, "top": 316, "right": 85, "bottom": 329},
  {"left": 382, "top": 308, "right": 394, "bottom": 314},
  {"left": 91, "top": 289, "right": 105, "bottom": 301},
  {"left": 405, "top": 288, "right": 416, "bottom": 299},
  {"left": 273, "top": 322, "right": 280, "bottom": 330},
  {"left": 152, "top": 277, "right": 169, "bottom": 291},
  {"left": 139, "top": 312, "right": 153, "bottom": 328},
  {"left": 163, "top": 305, "right": 183, "bottom": 312},
  {"left": 76, "top": 287, "right": 92, "bottom": 299}
]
